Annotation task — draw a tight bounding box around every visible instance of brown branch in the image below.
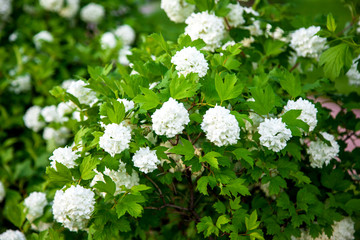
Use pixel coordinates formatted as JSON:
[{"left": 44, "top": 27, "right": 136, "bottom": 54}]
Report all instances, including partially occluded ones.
[
  {"left": 143, "top": 173, "right": 166, "bottom": 205},
  {"left": 290, "top": 62, "right": 299, "bottom": 72}
]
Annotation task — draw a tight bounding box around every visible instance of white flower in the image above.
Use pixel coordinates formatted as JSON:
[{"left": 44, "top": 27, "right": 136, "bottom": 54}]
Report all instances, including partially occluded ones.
[
  {"left": 241, "top": 37, "right": 255, "bottom": 47},
  {"left": 24, "top": 192, "right": 48, "bottom": 222},
  {"left": 0, "top": 0, "right": 12, "bottom": 20},
  {"left": 283, "top": 98, "right": 318, "bottom": 132},
  {"left": 103, "top": 162, "right": 139, "bottom": 195},
  {"left": 0, "top": 181, "right": 5, "bottom": 203},
  {"left": 307, "top": 132, "right": 340, "bottom": 168},
  {"left": 0, "top": 230, "right": 26, "bottom": 240},
  {"left": 23, "top": 106, "right": 45, "bottom": 132},
  {"left": 226, "top": 3, "right": 245, "bottom": 28},
  {"left": 152, "top": 98, "right": 190, "bottom": 138},
  {"left": 41, "top": 105, "right": 59, "bottom": 123},
  {"left": 33, "top": 31, "right": 53, "bottom": 49},
  {"left": 99, "top": 123, "right": 132, "bottom": 157},
  {"left": 171, "top": 47, "right": 208, "bottom": 78},
  {"left": 331, "top": 217, "right": 355, "bottom": 240},
  {"left": 9, "top": 32, "right": 18, "bottom": 42},
  {"left": 185, "top": 12, "right": 226, "bottom": 52},
  {"left": 61, "top": 79, "right": 76, "bottom": 90},
  {"left": 266, "top": 26, "right": 288, "bottom": 42},
  {"left": 243, "top": 6, "right": 259, "bottom": 16},
  {"left": 117, "top": 98, "right": 135, "bottom": 112},
  {"left": 72, "top": 111, "right": 88, "bottom": 121},
  {"left": 114, "top": 24, "right": 136, "bottom": 46},
  {"left": 9, "top": 74, "right": 31, "bottom": 94},
  {"left": 80, "top": 3, "right": 105, "bottom": 24},
  {"left": 245, "top": 112, "right": 265, "bottom": 133},
  {"left": 66, "top": 80, "right": 97, "bottom": 106},
  {"left": 346, "top": 56, "right": 360, "bottom": 86},
  {"left": 57, "top": 102, "right": 73, "bottom": 121},
  {"left": 290, "top": 26, "right": 327, "bottom": 58},
  {"left": 52, "top": 185, "right": 95, "bottom": 232},
  {"left": 258, "top": 118, "right": 292, "bottom": 152},
  {"left": 39, "top": 0, "right": 63, "bottom": 12},
  {"left": 161, "top": 0, "right": 195, "bottom": 23},
  {"left": 59, "top": 0, "right": 79, "bottom": 18},
  {"left": 132, "top": 147, "right": 160, "bottom": 174},
  {"left": 247, "top": 20, "right": 263, "bottom": 36},
  {"left": 118, "top": 46, "right": 132, "bottom": 66},
  {"left": 222, "top": 41, "right": 236, "bottom": 50},
  {"left": 201, "top": 105, "right": 240, "bottom": 147},
  {"left": 100, "top": 32, "right": 117, "bottom": 49},
  {"left": 43, "top": 127, "right": 70, "bottom": 146},
  {"left": 49, "top": 146, "right": 79, "bottom": 169}
]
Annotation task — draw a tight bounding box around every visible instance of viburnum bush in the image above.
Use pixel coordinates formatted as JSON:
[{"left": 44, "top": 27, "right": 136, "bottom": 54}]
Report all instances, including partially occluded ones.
[{"left": 1, "top": 0, "right": 360, "bottom": 239}]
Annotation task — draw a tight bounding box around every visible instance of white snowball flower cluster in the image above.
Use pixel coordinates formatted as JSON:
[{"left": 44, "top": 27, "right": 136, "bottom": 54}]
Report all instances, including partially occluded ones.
[
  {"left": 57, "top": 102, "right": 73, "bottom": 120},
  {"left": 201, "top": 105, "right": 240, "bottom": 147},
  {"left": 0, "top": 181, "right": 5, "bottom": 203},
  {"left": 52, "top": 185, "right": 95, "bottom": 232},
  {"left": 151, "top": 98, "right": 190, "bottom": 138},
  {"left": 185, "top": 12, "right": 226, "bottom": 52},
  {"left": 59, "top": 0, "right": 79, "bottom": 18},
  {"left": 23, "top": 106, "right": 45, "bottom": 132},
  {"left": 0, "top": 230, "right": 26, "bottom": 240},
  {"left": 100, "top": 32, "right": 117, "bottom": 49},
  {"left": 49, "top": 146, "right": 80, "bottom": 169},
  {"left": 66, "top": 80, "right": 97, "bottom": 106},
  {"left": 284, "top": 98, "right": 318, "bottom": 132},
  {"left": 0, "top": 0, "right": 12, "bottom": 20},
  {"left": 43, "top": 127, "right": 70, "bottom": 146},
  {"left": 115, "top": 25, "right": 136, "bottom": 46},
  {"left": 171, "top": 47, "right": 209, "bottom": 78},
  {"left": 9, "top": 74, "right": 31, "bottom": 94},
  {"left": 132, "top": 147, "right": 160, "bottom": 173},
  {"left": 346, "top": 56, "right": 360, "bottom": 86},
  {"left": 161, "top": 0, "right": 195, "bottom": 23},
  {"left": 24, "top": 192, "right": 48, "bottom": 222},
  {"left": 99, "top": 123, "right": 132, "bottom": 157},
  {"left": 118, "top": 45, "right": 132, "bottom": 66},
  {"left": 61, "top": 79, "right": 76, "bottom": 90},
  {"left": 247, "top": 20, "right": 263, "bottom": 36},
  {"left": 307, "top": 132, "right": 340, "bottom": 168},
  {"left": 80, "top": 3, "right": 105, "bottom": 24},
  {"left": 117, "top": 98, "right": 135, "bottom": 112},
  {"left": 331, "top": 217, "right": 355, "bottom": 240},
  {"left": 258, "top": 118, "right": 292, "bottom": 152},
  {"left": 39, "top": 0, "right": 63, "bottom": 12},
  {"left": 290, "top": 26, "right": 327, "bottom": 58},
  {"left": 226, "top": 3, "right": 245, "bottom": 28},
  {"left": 41, "top": 105, "right": 59, "bottom": 123},
  {"left": 33, "top": 30, "right": 53, "bottom": 49}
]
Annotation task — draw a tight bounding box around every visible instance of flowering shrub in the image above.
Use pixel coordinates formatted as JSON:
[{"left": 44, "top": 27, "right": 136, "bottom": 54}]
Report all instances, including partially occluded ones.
[{"left": 1, "top": 0, "right": 360, "bottom": 239}]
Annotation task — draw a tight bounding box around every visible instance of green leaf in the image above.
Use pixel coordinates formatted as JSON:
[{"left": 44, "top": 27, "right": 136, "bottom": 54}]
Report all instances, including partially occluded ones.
[
  {"left": 116, "top": 194, "right": 145, "bottom": 218},
  {"left": 197, "top": 176, "right": 210, "bottom": 195},
  {"left": 170, "top": 74, "right": 200, "bottom": 99},
  {"left": 215, "top": 74, "right": 244, "bottom": 102},
  {"left": 250, "top": 232, "right": 265, "bottom": 240},
  {"left": 269, "top": 68, "right": 302, "bottom": 98},
  {"left": 344, "top": 199, "right": 360, "bottom": 214},
  {"left": 193, "top": 0, "right": 215, "bottom": 12},
  {"left": 319, "top": 43, "right": 353, "bottom": 80},
  {"left": 200, "top": 151, "right": 222, "bottom": 169},
  {"left": 80, "top": 156, "right": 100, "bottom": 180},
  {"left": 232, "top": 148, "right": 254, "bottom": 167},
  {"left": 264, "top": 39, "right": 285, "bottom": 57},
  {"left": 245, "top": 210, "right": 260, "bottom": 231},
  {"left": 133, "top": 87, "right": 161, "bottom": 110},
  {"left": 4, "top": 202, "right": 26, "bottom": 228},
  {"left": 326, "top": 13, "right": 337, "bottom": 32},
  {"left": 267, "top": 176, "right": 287, "bottom": 195},
  {"left": 222, "top": 178, "right": 250, "bottom": 197},
  {"left": 94, "top": 175, "right": 116, "bottom": 196},
  {"left": 281, "top": 109, "right": 309, "bottom": 136},
  {"left": 213, "top": 201, "right": 226, "bottom": 214},
  {"left": 150, "top": 33, "right": 171, "bottom": 55},
  {"left": 46, "top": 162, "right": 73, "bottom": 186},
  {"left": 168, "top": 137, "right": 195, "bottom": 161},
  {"left": 216, "top": 215, "right": 230, "bottom": 228},
  {"left": 197, "top": 216, "right": 219, "bottom": 237},
  {"left": 247, "top": 85, "right": 275, "bottom": 115}
]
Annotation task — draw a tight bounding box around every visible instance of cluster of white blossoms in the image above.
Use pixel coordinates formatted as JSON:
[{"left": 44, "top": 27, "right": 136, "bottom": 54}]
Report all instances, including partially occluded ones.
[
  {"left": 132, "top": 147, "right": 160, "bottom": 174},
  {"left": 59, "top": 0, "right": 80, "bottom": 18},
  {"left": 307, "top": 132, "right": 340, "bottom": 168},
  {"left": 66, "top": 80, "right": 97, "bottom": 106},
  {"left": 201, "top": 105, "right": 240, "bottom": 147},
  {"left": 118, "top": 45, "right": 132, "bottom": 66},
  {"left": 52, "top": 185, "right": 95, "bottom": 232},
  {"left": 290, "top": 26, "right": 327, "bottom": 58},
  {"left": 245, "top": 112, "right": 265, "bottom": 133},
  {"left": 115, "top": 25, "right": 136, "bottom": 46},
  {"left": 43, "top": 126, "right": 70, "bottom": 146},
  {"left": 0, "top": 181, "right": 5, "bottom": 203},
  {"left": 49, "top": 146, "right": 79, "bottom": 169},
  {"left": 185, "top": 12, "right": 226, "bottom": 52},
  {"left": 152, "top": 98, "right": 190, "bottom": 138},
  {"left": 284, "top": 98, "right": 318, "bottom": 132},
  {"left": 226, "top": 3, "right": 245, "bottom": 28},
  {"left": 0, "top": 0, "right": 12, "bottom": 20},
  {"left": 9, "top": 74, "right": 31, "bottom": 94},
  {"left": 0, "top": 230, "right": 26, "bottom": 240},
  {"left": 346, "top": 56, "right": 360, "bottom": 86},
  {"left": 23, "top": 106, "right": 45, "bottom": 132},
  {"left": 33, "top": 30, "right": 53, "bottom": 49},
  {"left": 171, "top": 47, "right": 209, "bottom": 78},
  {"left": 41, "top": 104, "right": 70, "bottom": 123},
  {"left": 80, "top": 3, "right": 105, "bottom": 24},
  {"left": 161, "top": 0, "right": 195, "bottom": 23},
  {"left": 100, "top": 32, "right": 117, "bottom": 49},
  {"left": 117, "top": 98, "right": 135, "bottom": 112},
  {"left": 24, "top": 192, "right": 48, "bottom": 222},
  {"left": 258, "top": 118, "right": 292, "bottom": 152},
  {"left": 39, "top": 0, "right": 63, "bottom": 12},
  {"left": 99, "top": 123, "right": 132, "bottom": 157}
]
